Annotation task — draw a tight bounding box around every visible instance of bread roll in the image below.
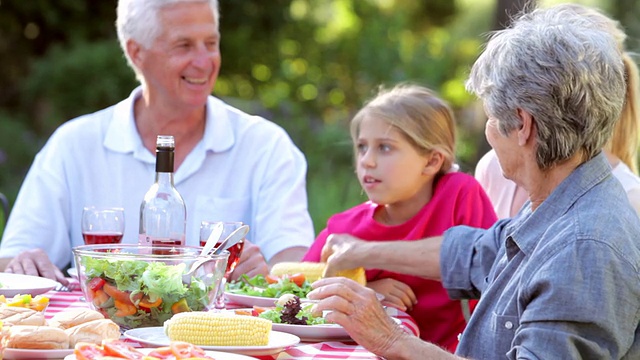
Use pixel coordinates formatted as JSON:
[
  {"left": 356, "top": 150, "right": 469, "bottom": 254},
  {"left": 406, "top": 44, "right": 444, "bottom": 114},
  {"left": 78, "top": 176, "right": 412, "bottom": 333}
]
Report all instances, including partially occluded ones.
[
  {"left": 3, "top": 325, "right": 69, "bottom": 349},
  {"left": 65, "top": 318, "right": 120, "bottom": 347},
  {"left": 48, "top": 308, "right": 105, "bottom": 329},
  {"left": 0, "top": 307, "right": 46, "bottom": 326}
]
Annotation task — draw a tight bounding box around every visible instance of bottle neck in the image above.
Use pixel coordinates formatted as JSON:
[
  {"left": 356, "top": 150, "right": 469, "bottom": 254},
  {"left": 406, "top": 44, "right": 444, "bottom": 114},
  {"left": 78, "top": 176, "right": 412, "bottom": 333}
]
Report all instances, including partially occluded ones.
[{"left": 156, "top": 148, "right": 175, "bottom": 173}]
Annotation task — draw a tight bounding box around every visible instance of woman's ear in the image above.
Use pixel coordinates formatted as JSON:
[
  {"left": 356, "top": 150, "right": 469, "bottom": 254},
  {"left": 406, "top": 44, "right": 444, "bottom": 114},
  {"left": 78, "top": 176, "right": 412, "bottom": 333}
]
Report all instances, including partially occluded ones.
[
  {"left": 516, "top": 108, "right": 535, "bottom": 147},
  {"left": 423, "top": 151, "right": 445, "bottom": 176}
]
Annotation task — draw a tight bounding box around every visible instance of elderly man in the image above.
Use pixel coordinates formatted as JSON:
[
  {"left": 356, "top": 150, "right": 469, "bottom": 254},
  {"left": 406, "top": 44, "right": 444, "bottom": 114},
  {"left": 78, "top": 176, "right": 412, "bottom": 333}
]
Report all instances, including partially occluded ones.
[
  {"left": 308, "top": 4, "right": 640, "bottom": 359},
  {"left": 0, "top": 0, "right": 314, "bottom": 283}
]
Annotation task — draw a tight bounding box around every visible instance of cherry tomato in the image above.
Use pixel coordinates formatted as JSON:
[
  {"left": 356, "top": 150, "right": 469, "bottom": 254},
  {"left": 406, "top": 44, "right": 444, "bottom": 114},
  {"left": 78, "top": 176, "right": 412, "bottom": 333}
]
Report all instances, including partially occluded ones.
[
  {"left": 102, "top": 339, "right": 146, "bottom": 359},
  {"left": 87, "top": 277, "right": 106, "bottom": 291},
  {"left": 74, "top": 343, "right": 106, "bottom": 360},
  {"left": 287, "top": 273, "right": 306, "bottom": 287},
  {"left": 265, "top": 274, "right": 280, "bottom": 284}
]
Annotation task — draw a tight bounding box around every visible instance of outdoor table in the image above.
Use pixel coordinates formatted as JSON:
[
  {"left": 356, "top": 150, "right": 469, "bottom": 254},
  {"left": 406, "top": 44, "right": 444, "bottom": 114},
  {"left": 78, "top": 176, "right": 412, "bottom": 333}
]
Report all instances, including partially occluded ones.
[{"left": 46, "top": 282, "right": 419, "bottom": 360}]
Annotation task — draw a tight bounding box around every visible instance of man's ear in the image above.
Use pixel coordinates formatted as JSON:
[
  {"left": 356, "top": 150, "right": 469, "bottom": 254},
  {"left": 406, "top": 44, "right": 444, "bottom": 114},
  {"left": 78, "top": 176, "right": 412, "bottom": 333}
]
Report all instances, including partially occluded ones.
[
  {"left": 126, "top": 40, "right": 143, "bottom": 68},
  {"left": 516, "top": 108, "right": 535, "bottom": 146},
  {"left": 423, "top": 151, "right": 445, "bottom": 176}
]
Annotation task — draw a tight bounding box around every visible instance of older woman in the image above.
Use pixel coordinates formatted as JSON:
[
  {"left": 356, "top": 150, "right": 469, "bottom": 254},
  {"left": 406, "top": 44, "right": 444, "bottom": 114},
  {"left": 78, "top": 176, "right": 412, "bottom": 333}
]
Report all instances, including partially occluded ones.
[{"left": 308, "top": 4, "right": 640, "bottom": 360}]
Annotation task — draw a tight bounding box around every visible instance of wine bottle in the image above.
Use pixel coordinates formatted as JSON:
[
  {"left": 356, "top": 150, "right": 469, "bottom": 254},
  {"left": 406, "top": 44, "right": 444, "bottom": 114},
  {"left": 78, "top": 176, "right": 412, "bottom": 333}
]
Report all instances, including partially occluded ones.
[{"left": 139, "top": 135, "right": 187, "bottom": 251}]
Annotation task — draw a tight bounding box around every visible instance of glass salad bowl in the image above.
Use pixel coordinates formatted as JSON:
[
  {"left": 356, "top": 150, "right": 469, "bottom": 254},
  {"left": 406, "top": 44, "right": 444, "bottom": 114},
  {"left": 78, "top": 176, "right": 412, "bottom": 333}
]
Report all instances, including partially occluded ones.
[{"left": 72, "top": 244, "right": 229, "bottom": 330}]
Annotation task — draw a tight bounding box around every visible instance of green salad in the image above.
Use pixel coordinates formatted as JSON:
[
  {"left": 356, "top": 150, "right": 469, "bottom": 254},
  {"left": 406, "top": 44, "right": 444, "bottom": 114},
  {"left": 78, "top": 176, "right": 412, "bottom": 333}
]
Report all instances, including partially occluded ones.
[
  {"left": 226, "top": 274, "right": 312, "bottom": 298},
  {"left": 80, "top": 256, "right": 215, "bottom": 329},
  {"left": 258, "top": 295, "right": 326, "bottom": 325}
]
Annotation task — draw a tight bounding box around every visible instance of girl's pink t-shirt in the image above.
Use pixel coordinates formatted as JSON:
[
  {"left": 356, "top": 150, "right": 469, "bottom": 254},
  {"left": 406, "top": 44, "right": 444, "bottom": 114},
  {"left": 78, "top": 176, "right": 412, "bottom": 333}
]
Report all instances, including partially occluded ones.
[{"left": 303, "top": 172, "right": 498, "bottom": 352}]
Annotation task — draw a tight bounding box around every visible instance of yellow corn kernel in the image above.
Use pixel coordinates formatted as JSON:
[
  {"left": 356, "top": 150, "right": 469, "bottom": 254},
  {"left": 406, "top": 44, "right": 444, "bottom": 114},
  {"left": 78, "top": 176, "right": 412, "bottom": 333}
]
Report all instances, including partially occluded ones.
[
  {"left": 164, "top": 311, "right": 271, "bottom": 346},
  {"left": 270, "top": 262, "right": 366, "bottom": 286}
]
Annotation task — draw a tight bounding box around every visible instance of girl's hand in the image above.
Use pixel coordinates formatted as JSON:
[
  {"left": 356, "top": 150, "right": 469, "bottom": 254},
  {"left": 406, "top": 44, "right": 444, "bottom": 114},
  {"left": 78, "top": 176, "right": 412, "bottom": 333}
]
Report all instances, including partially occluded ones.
[{"left": 367, "top": 278, "right": 417, "bottom": 311}]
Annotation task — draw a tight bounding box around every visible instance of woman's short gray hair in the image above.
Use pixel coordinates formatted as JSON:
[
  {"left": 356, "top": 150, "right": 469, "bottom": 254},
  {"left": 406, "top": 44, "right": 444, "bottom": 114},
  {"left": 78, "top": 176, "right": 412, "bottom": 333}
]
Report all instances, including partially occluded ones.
[
  {"left": 116, "top": 0, "right": 219, "bottom": 80},
  {"left": 466, "top": 5, "right": 626, "bottom": 170}
]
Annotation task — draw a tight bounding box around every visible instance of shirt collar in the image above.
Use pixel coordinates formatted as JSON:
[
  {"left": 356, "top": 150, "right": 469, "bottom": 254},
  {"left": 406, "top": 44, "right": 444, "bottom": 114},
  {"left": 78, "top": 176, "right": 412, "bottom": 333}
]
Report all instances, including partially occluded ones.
[
  {"left": 103, "top": 86, "right": 235, "bottom": 162},
  {"left": 506, "top": 152, "right": 612, "bottom": 255}
]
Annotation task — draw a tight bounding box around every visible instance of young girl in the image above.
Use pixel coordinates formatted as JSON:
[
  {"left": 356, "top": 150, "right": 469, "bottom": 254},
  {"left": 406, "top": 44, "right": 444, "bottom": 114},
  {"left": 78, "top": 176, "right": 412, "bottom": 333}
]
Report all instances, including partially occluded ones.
[{"left": 303, "top": 83, "right": 497, "bottom": 352}]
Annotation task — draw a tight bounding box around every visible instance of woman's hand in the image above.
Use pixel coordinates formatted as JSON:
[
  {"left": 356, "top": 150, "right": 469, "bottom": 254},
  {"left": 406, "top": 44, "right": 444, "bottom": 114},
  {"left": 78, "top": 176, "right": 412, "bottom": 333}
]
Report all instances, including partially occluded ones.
[
  {"left": 367, "top": 278, "right": 417, "bottom": 312},
  {"left": 308, "top": 277, "right": 408, "bottom": 356},
  {"left": 321, "top": 234, "right": 368, "bottom": 276}
]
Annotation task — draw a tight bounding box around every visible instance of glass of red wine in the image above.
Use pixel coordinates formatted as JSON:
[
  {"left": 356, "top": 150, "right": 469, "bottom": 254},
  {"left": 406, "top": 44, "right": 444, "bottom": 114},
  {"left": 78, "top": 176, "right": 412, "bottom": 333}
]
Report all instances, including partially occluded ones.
[
  {"left": 81, "top": 207, "right": 125, "bottom": 245},
  {"left": 200, "top": 221, "right": 245, "bottom": 309}
]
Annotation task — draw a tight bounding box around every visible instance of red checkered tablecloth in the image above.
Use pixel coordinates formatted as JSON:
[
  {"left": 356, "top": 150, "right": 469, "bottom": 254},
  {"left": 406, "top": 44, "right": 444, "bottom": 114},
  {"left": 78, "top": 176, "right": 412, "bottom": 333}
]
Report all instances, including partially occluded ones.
[{"left": 45, "top": 281, "right": 419, "bottom": 360}]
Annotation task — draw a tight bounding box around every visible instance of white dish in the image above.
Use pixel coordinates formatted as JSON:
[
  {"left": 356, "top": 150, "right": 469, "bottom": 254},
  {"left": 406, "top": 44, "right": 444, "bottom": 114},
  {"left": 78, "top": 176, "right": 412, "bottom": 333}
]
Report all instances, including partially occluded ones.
[
  {"left": 67, "top": 268, "right": 78, "bottom": 280},
  {"left": 63, "top": 348, "right": 256, "bottom": 360},
  {"left": 227, "top": 308, "right": 350, "bottom": 342},
  {"left": 225, "top": 292, "right": 309, "bottom": 308},
  {"left": 124, "top": 327, "right": 300, "bottom": 356},
  {"left": 3, "top": 348, "right": 73, "bottom": 359},
  {"left": 0, "top": 273, "right": 58, "bottom": 297}
]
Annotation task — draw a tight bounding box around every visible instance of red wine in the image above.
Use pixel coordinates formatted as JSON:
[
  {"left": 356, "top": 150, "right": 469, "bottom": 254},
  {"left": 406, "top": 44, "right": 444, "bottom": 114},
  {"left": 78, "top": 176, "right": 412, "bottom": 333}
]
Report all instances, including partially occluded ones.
[
  {"left": 200, "top": 239, "right": 244, "bottom": 274},
  {"left": 152, "top": 239, "right": 183, "bottom": 255},
  {"left": 83, "top": 232, "right": 123, "bottom": 245}
]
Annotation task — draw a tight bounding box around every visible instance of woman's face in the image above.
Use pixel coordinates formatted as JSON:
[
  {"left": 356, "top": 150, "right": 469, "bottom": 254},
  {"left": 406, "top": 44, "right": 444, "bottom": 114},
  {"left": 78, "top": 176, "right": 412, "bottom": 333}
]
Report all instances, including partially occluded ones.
[
  {"left": 355, "top": 116, "right": 433, "bottom": 206},
  {"left": 135, "top": 2, "right": 221, "bottom": 109},
  {"left": 485, "top": 113, "right": 521, "bottom": 181}
]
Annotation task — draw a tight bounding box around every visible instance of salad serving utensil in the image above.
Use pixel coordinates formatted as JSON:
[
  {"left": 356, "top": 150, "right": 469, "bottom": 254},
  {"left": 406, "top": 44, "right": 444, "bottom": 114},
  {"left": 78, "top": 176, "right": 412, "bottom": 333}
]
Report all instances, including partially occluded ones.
[
  {"left": 212, "top": 224, "right": 249, "bottom": 255},
  {"left": 182, "top": 223, "right": 224, "bottom": 281}
]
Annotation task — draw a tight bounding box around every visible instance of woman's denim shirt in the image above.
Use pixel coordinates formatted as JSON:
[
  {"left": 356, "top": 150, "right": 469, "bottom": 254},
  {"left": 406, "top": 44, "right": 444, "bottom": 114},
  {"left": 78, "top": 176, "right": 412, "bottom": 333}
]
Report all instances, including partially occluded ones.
[{"left": 442, "top": 153, "right": 640, "bottom": 359}]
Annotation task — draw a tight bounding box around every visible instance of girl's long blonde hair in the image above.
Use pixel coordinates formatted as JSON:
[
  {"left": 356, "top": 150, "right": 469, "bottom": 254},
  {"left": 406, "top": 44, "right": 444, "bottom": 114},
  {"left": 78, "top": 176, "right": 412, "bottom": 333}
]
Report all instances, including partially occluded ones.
[{"left": 350, "top": 83, "right": 456, "bottom": 175}]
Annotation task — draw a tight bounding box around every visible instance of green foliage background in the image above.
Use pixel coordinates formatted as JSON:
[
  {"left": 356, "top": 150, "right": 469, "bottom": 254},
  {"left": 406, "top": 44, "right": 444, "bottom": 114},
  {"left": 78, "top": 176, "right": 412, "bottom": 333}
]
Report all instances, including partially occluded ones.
[{"left": 0, "top": 0, "right": 637, "bottom": 235}]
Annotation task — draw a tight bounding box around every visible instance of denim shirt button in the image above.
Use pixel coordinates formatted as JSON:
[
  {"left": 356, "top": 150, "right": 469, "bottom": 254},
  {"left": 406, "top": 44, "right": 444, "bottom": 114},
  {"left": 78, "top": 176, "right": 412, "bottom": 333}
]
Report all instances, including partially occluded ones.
[{"left": 505, "top": 321, "right": 513, "bottom": 329}]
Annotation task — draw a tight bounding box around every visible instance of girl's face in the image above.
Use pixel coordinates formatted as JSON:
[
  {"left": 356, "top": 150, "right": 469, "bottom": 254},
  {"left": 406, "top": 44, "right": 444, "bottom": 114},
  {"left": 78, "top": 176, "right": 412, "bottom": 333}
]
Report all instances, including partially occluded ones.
[{"left": 355, "top": 116, "right": 435, "bottom": 207}]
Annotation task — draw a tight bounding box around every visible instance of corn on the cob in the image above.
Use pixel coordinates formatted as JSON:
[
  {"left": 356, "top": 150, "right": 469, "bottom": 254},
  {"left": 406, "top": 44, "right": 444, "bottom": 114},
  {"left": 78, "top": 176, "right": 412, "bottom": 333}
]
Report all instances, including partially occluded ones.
[
  {"left": 270, "top": 262, "right": 366, "bottom": 286},
  {"left": 164, "top": 311, "right": 271, "bottom": 346}
]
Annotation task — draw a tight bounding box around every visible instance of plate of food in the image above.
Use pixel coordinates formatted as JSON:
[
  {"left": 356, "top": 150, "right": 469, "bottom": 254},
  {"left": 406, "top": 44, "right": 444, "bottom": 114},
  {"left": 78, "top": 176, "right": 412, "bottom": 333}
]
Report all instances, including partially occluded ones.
[
  {"left": 229, "top": 294, "right": 350, "bottom": 342},
  {"left": 63, "top": 348, "right": 256, "bottom": 360},
  {"left": 124, "top": 328, "right": 300, "bottom": 356},
  {"left": 3, "top": 348, "right": 74, "bottom": 360},
  {"left": 225, "top": 273, "right": 312, "bottom": 308},
  {"left": 0, "top": 273, "right": 58, "bottom": 297}
]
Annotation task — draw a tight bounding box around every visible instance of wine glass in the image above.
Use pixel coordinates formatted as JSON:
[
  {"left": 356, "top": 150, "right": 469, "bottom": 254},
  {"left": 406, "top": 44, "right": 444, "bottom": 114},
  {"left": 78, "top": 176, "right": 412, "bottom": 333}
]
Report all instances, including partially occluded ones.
[
  {"left": 200, "top": 221, "right": 245, "bottom": 309},
  {"left": 81, "top": 207, "right": 125, "bottom": 245}
]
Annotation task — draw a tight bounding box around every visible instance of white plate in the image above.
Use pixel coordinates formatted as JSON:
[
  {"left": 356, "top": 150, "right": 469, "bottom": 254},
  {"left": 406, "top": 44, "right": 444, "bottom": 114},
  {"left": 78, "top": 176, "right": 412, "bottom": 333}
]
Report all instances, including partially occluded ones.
[
  {"left": 67, "top": 268, "right": 78, "bottom": 280},
  {"left": 0, "top": 273, "right": 58, "bottom": 297},
  {"left": 3, "top": 348, "right": 73, "bottom": 360},
  {"left": 63, "top": 348, "right": 256, "bottom": 360},
  {"left": 124, "top": 327, "right": 300, "bottom": 356},
  {"left": 227, "top": 308, "right": 350, "bottom": 342},
  {"left": 225, "top": 292, "right": 309, "bottom": 308}
]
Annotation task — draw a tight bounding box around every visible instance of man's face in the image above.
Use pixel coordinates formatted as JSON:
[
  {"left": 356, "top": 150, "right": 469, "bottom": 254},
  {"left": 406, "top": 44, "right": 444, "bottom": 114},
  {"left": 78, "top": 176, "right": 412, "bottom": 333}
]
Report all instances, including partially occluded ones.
[{"left": 136, "top": 2, "right": 221, "bottom": 109}]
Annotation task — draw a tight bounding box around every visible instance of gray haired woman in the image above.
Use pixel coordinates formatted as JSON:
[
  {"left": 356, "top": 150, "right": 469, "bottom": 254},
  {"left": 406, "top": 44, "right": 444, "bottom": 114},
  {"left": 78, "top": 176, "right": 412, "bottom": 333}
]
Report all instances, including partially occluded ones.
[{"left": 308, "top": 4, "right": 640, "bottom": 359}]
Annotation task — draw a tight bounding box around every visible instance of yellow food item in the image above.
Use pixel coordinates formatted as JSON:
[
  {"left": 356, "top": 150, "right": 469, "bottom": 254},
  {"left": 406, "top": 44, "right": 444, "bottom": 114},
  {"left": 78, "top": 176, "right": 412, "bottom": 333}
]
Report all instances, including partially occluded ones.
[
  {"left": 0, "top": 294, "right": 49, "bottom": 312},
  {"left": 164, "top": 311, "right": 271, "bottom": 346},
  {"left": 270, "top": 262, "right": 366, "bottom": 285}
]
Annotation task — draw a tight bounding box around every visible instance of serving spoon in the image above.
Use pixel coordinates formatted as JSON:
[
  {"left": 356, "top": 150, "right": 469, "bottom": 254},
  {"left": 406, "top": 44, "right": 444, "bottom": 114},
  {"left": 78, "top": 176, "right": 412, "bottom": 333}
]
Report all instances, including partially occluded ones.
[
  {"left": 183, "top": 223, "right": 224, "bottom": 281},
  {"left": 212, "top": 224, "right": 249, "bottom": 255}
]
